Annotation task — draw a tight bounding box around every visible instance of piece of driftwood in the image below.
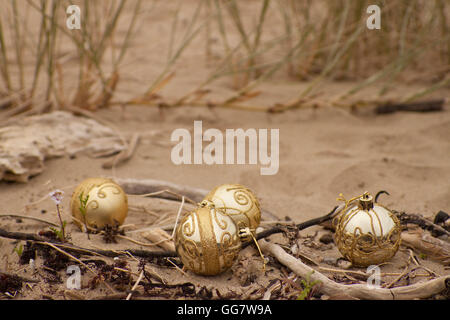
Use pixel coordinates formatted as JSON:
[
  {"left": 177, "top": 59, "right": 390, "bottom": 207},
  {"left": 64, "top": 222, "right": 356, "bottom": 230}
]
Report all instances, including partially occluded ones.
[
  {"left": 140, "top": 227, "right": 176, "bottom": 252},
  {"left": 259, "top": 239, "right": 449, "bottom": 300},
  {"left": 375, "top": 99, "right": 444, "bottom": 114},
  {"left": 401, "top": 230, "right": 450, "bottom": 265},
  {"left": 0, "top": 111, "right": 125, "bottom": 182},
  {"left": 115, "top": 178, "right": 280, "bottom": 220},
  {"left": 116, "top": 178, "right": 210, "bottom": 203}
]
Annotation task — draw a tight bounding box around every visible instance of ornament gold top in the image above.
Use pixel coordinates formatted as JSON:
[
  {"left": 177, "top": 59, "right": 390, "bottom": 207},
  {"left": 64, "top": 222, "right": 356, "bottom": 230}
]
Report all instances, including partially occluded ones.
[
  {"left": 70, "top": 177, "right": 128, "bottom": 230},
  {"left": 202, "top": 184, "right": 261, "bottom": 235},
  {"left": 358, "top": 192, "right": 374, "bottom": 210}
]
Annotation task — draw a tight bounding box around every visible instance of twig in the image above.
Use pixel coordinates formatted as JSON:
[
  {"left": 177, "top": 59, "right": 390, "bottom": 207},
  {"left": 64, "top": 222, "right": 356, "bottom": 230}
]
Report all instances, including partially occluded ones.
[
  {"left": 102, "top": 133, "right": 141, "bottom": 169},
  {"left": 262, "top": 279, "right": 282, "bottom": 300},
  {"left": 376, "top": 99, "right": 444, "bottom": 114},
  {"left": 245, "top": 205, "right": 340, "bottom": 248},
  {"left": 0, "top": 214, "right": 59, "bottom": 227},
  {"left": 126, "top": 270, "right": 144, "bottom": 300},
  {"left": 38, "top": 241, "right": 117, "bottom": 294},
  {"left": 116, "top": 178, "right": 208, "bottom": 203},
  {"left": 0, "top": 227, "right": 177, "bottom": 258},
  {"left": 166, "top": 258, "right": 187, "bottom": 276},
  {"left": 0, "top": 271, "right": 39, "bottom": 284},
  {"left": 395, "top": 211, "right": 450, "bottom": 237},
  {"left": 140, "top": 190, "right": 196, "bottom": 206},
  {"left": 383, "top": 265, "right": 411, "bottom": 289},
  {"left": 0, "top": 228, "right": 48, "bottom": 242},
  {"left": 93, "top": 293, "right": 128, "bottom": 300},
  {"left": 38, "top": 241, "right": 96, "bottom": 275}
]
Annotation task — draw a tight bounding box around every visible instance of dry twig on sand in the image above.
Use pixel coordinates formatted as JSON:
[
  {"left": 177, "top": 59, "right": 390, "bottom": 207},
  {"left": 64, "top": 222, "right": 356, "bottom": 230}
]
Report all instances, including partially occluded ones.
[{"left": 0, "top": 228, "right": 177, "bottom": 258}]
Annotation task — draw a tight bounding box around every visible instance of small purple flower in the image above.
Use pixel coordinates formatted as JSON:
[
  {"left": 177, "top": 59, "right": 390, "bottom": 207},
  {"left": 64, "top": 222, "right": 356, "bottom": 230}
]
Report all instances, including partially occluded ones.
[{"left": 49, "top": 189, "right": 64, "bottom": 205}]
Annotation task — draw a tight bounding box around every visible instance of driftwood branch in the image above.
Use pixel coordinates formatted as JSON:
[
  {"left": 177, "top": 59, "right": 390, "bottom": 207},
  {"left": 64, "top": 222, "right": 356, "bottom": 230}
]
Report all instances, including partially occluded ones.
[
  {"left": 375, "top": 99, "right": 444, "bottom": 114},
  {"left": 0, "top": 228, "right": 48, "bottom": 242},
  {"left": 115, "top": 178, "right": 280, "bottom": 220},
  {"left": 116, "top": 178, "right": 210, "bottom": 203},
  {"left": 0, "top": 214, "right": 59, "bottom": 227},
  {"left": 0, "top": 228, "right": 177, "bottom": 258},
  {"left": 401, "top": 230, "right": 450, "bottom": 265},
  {"left": 259, "top": 239, "right": 449, "bottom": 300}
]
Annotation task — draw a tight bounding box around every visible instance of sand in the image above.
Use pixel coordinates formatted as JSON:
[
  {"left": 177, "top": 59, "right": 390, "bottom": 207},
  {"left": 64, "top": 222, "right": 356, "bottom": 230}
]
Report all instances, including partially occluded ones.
[{"left": 0, "top": 0, "right": 449, "bottom": 300}]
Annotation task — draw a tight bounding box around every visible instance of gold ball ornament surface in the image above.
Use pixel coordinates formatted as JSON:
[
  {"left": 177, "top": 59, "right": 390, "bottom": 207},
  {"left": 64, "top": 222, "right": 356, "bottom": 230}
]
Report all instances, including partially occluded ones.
[
  {"left": 70, "top": 178, "right": 128, "bottom": 230},
  {"left": 174, "top": 206, "right": 242, "bottom": 276},
  {"left": 201, "top": 184, "right": 261, "bottom": 238},
  {"left": 334, "top": 192, "right": 401, "bottom": 267}
]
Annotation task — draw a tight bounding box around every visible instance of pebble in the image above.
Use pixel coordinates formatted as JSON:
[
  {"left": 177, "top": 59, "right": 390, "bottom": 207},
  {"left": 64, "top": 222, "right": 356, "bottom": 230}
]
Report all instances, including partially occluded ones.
[
  {"left": 323, "top": 257, "right": 337, "bottom": 265},
  {"left": 319, "top": 233, "right": 334, "bottom": 244},
  {"left": 337, "top": 259, "right": 352, "bottom": 269}
]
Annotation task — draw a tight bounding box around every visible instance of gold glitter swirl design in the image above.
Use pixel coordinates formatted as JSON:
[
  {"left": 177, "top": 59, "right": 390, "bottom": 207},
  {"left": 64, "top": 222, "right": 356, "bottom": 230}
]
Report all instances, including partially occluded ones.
[
  {"left": 182, "top": 212, "right": 196, "bottom": 237},
  {"left": 204, "top": 184, "right": 261, "bottom": 235},
  {"left": 334, "top": 197, "right": 401, "bottom": 267},
  {"left": 232, "top": 187, "right": 251, "bottom": 207},
  {"left": 211, "top": 206, "right": 228, "bottom": 230},
  {"left": 182, "top": 239, "right": 201, "bottom": 260},
  {"left": 219, "top": 231, "right": 241, "bottom": 268},
  {"left": 96, "top": 183, "right": 122, "bottom": 199},
  {"left": 174, "top": 206, "right": 241, "bottom": 276},
  {"left": 86, "top": 199, "right": 99, "bottom": 210},
  {"left": 70, "top": 178, "right": 128, "bottom": 230}
]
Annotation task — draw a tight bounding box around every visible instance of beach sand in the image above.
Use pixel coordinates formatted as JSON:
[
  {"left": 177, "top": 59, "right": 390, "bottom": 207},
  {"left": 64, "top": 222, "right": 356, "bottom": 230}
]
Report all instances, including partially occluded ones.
[{"left": 0, "top": 0, "right": 448, "bottom": 300}]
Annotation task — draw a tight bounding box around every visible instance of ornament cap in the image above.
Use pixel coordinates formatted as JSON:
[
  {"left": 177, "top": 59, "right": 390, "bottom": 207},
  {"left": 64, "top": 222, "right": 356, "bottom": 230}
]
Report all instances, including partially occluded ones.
[{"left": 358, "top": 192, "right": 374, "bottom": 210}]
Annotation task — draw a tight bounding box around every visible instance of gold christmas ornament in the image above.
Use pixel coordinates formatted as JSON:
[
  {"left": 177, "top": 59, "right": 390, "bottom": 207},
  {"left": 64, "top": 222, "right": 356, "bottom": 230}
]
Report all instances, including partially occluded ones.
[
  {"left": 174, "top": 206, "right": 241, "bottom": 276},
  {"left": 334, "top": 192, "right": 401, "bottom": 267},
  {"left": 201, "top": 184, "right": 261, "bottom": 239},
  {"left": 70, "top": 177, "right": 128, "bottom": 230}
]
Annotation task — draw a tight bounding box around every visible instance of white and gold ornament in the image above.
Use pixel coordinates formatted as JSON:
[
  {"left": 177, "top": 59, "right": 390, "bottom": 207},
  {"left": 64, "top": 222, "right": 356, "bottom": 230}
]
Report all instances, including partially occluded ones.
[
  {"left": 334, "top": 192, "right": 401, "bottom": 267},
  {"left": 201, "top": 184, "right": 261, "bottom": 240},
  {"left": 70, "top": 177, "right": 128, "bottom": 230},
  {"left": 174, "top": 205, "right": 241, "bottom": 276}
]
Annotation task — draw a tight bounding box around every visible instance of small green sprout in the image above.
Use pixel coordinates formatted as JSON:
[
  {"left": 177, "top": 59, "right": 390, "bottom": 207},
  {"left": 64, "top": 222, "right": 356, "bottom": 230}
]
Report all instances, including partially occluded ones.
[
  {"left": 79, "top": 191, "right": 91, "bottom": 239},
  {"left": 50, "top": 221, "right": 67, "bottom": 242},
  {"left": 13, "top": 243, "right": 23, "bottom": 257},
  {"left": 297, "top": 271, "right": 321, "bottom": 300}
]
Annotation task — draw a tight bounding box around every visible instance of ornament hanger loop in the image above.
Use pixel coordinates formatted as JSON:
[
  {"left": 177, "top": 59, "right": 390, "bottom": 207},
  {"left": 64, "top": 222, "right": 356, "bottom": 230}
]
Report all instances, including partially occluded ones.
[{"left": 239, "top": 227, "right": 266, "bottom": 272}]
